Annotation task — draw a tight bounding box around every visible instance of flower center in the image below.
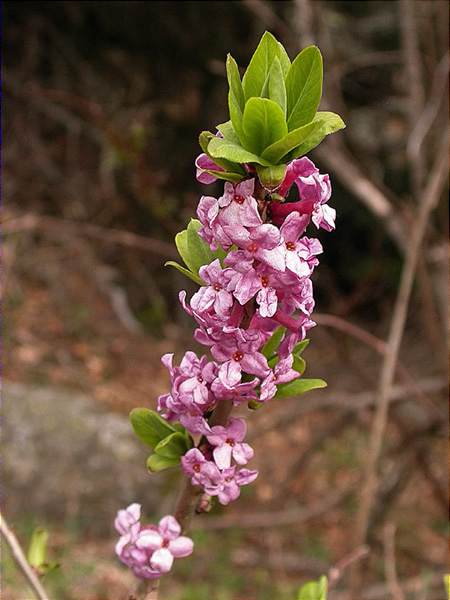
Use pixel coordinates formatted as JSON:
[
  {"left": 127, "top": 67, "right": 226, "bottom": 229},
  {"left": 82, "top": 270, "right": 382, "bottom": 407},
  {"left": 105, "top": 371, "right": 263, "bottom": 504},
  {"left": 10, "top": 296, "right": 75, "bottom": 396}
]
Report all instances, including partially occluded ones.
[
  {"left": 226, "top": 438, "right": 235, "bottom": 446},
  {"left": 234, "top": 194, "right": 245, "bottom": 204},
  {"left": 225, "top": 476, "right": 233, "bottom": 482},
  {"left": 197, "top": 375, "right": 204, "bottom": 383},
  {"left": 260, "top": 276, "right": 269, "bottom": 287},
  {"left": 162, "top": 539, "right": 170, "bottom": 548},
  {"left": 213, "top": 283, "right": 221, "bottom": 291},
  {"left": 232, "top": 351, "right": 244, "bottom": 362},
  {"left": 286, "top": 241, "right": 296, "bottom": 251},
  {"left": 193, "top": 463, "right": 201, "bottom": 473},
  {"left": 248, "top": 242, "right": 258, "bottom": 253}
]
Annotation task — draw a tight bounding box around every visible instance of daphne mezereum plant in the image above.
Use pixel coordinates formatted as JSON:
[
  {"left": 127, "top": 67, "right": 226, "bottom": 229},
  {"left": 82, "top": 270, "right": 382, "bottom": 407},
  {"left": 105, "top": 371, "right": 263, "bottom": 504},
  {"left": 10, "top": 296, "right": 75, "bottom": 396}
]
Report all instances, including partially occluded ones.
[{"left": 115, "top": 31, "right": 345, "bottom": 592}]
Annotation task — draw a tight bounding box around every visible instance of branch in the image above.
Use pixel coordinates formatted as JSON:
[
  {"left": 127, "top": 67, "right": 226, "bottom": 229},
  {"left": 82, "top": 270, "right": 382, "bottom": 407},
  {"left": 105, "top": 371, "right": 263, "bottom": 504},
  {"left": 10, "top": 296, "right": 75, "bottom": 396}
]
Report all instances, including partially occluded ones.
[
  {"left": 351, "top": 139, "right": 448, "bottom": 588},
  {"left": 314, "top": 142, "right": 407, "bottom": 253},
  {"left": 383, "top": 524, "right": 406, "bottom": 600},
  {"left": 250, "top": 376, "right": 446, "bottom": 439},
  {"left": 0, "top": 511, "right": 50, "bottom": 600},
  {"left": 3, "top": 212, "right": 178, "bottom": 259},
  {"left": 194, "top": 486, "right": 351, "bottom": 530}
]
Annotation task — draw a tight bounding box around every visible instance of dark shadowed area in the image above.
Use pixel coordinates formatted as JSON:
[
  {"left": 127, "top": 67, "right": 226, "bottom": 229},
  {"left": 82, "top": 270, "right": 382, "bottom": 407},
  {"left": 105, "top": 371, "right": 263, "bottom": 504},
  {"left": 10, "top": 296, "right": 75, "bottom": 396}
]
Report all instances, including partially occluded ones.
[{"left": 3, "top": 1, "right": 448, "bottom": 599}]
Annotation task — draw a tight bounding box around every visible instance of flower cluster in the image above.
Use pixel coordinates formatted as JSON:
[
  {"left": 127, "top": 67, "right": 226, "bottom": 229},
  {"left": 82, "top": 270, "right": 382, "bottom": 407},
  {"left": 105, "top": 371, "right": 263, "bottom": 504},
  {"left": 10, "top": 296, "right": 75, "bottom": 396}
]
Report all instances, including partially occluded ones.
[
  {"left": 116, "top": 155, "right": 334, "bottom": 580},
  {"left": 116, "top": 32, "right": 343, "bottom": 585},
  {"left": 156, "top": 155, "right": 334, "bottom": 502},
  {"left": 115, "top": 504, "right": 193, "bottom": 579}
]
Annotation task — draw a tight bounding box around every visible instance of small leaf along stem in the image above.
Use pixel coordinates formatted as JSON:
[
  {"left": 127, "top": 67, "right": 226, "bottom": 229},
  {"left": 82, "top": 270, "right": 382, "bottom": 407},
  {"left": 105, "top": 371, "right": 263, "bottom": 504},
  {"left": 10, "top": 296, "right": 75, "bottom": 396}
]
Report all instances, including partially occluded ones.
[{"left": 0, "top": 510, "right": 50, "bottom": 600}]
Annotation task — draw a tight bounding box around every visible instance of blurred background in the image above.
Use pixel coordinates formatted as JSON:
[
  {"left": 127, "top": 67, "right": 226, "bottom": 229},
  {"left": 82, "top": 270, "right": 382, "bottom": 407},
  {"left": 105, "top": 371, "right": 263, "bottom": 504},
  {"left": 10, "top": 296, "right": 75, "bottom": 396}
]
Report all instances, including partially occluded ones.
[{"left": 2, "top": 1, "right": 448, "bottom": 599}]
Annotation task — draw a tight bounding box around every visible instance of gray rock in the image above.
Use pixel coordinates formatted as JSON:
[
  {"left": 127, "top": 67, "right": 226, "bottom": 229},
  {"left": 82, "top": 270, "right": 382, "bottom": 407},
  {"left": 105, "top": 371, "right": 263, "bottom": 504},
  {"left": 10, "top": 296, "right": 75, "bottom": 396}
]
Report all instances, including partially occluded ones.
[{"left": 2, "top": 383, "right": 169, "bottom": 535}]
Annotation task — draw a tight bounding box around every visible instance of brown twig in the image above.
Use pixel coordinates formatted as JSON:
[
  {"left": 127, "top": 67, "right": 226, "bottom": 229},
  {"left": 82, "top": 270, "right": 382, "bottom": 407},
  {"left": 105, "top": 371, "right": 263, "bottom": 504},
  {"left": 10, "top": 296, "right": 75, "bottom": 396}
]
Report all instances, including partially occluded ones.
[
  {"left": 3, "top": 213, "right": 178, "bottom": 259},
  {"left": 314, "top": 313, "right": 444, "bottom": 418},
  {"left": 250, "top": 376, "right": 446, "bottom": 439},
  {"left": 351, "top": 140, "right": 448, "bottom": 589},
  {"left": 383, "top": 523, "right": 406, "bottom": 600},
  {"left": 194, "top": 486, "right": 351, "bottom": 530},
  {"left": 0, "top": 510, "right": 50, "bottom": 600},
  {"left": 328, "top": 545, "right": 370, "bottom": 588}
]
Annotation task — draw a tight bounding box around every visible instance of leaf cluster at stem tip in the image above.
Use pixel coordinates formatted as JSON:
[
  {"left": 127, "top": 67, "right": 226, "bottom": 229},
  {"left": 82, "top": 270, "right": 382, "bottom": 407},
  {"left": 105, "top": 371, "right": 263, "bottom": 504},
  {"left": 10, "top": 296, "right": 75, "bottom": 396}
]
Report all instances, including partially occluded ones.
[{"left": 199, "top": 31, "right": 345, "bottom": 189}]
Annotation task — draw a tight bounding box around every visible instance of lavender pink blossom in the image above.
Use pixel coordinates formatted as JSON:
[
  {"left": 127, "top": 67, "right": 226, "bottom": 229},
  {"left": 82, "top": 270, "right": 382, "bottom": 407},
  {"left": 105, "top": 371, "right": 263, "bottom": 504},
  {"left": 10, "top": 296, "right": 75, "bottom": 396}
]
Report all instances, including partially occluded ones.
[{"left": 115, "top": 506, "right": 193, "bottom": 579}]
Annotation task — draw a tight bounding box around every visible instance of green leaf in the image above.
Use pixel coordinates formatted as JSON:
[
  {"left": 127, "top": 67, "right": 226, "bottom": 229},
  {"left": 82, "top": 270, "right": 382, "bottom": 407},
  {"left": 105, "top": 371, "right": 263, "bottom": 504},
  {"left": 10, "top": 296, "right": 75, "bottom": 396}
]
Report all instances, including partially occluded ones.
[
  {"left": 286, "top": 46, "right": 323, "bottom": 130},
  {"left": 130, "top": 408, "right": 176, "bottom": 449},
  {"left": 169, "top": 219, "right": 228, "bottom": 283},
  {"left": 293, "top": 339, "right": 310, "bottom": 355},
  {"left": 207, "top": 136, "right": 271, "bottom": 166},
  {"left": 298, "top": 576, "right": 328, "bottom": 600},
  {"left": 27, "top": 528, "right": 49, "bottom": 569},
  {"left": 262, "top": 120, "right": 320, "bottom": 163},
  {"left": 277, "top": 42, "right": 291, "bottom": 77},
  {"left": 266, "top": 57, "right": 286, "bottom": 115},
  {"left": 202, "top": 169, "right": 244, "bottom": 183},
  {"left": 147, "top": 453, "right": 180, "bottom": 472},
  {"left": 255, "top": 164, "right": 287, "bottom": 191},
  {"left": 154, "top": 431, "right": 191, "bottom": 459},
  {"left": 262, "top": 326, "right": 286, "bottom": 359},
  {"left": 186, "top": 219, "right": 214, "bottom": 273},
  {"left": 289, "top": 111, "right": 346, "bottom": 159},
  {"left": 199, "top": 129, "right": 245, "bottom": 173},
  {"left": 199, "top": 130, "right": 215, "bottom": 154},
  {"left": 165, "top": 261, "right": 204, "bottom": 285},
  {"left": 292, "top": 355, "right": 306, "bottom": 376},
  {"left": 226, "top": 54, "right": 245, "bottom": 141},
  {"left": 242, "top": 31, "right": 281, "bottom": 101},
  {"left": 274, "top": 377, "right": 327, "bottom": 400},
  {"left": 242, "top": 98, "right": 287, "bottom": 155},
  {"left": 216, "top": 120, "right": 241, "bottom": 145}
]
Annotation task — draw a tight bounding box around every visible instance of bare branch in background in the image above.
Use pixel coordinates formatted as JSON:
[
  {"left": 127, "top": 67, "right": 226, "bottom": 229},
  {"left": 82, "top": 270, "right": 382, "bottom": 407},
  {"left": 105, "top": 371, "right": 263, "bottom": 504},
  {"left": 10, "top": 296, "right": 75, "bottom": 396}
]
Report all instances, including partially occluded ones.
[
  {"left": 351, "top": 139, "right": 448, "bottom": 590},
  {"left": 3, "top": 213, "right": 178, "bottom": 259},
  {"left": 195, "top": 486, "right": 351, "bottom": 530},
  {"left": 407, "top": 53, "right": 449, "bottom": 170},
  {"left": 0, "top": 511, "right": 50, "bottom": 600},
  {"left": 314, "top": 142, "right": 407, "bottom": 253},
  {"left": 250, "top": 376, "right": 446, "bottom": 439},
  {"left": 383, "top": 523, "right": 406, "bottom": 600}
]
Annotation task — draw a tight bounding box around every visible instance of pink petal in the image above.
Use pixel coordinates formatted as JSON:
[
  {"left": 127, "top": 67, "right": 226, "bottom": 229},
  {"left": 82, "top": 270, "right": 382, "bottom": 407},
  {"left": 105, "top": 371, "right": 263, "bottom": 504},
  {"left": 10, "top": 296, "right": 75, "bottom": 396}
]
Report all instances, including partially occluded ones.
[
  {"left": 150, "top": 547, "right": 174, "bottom": 573},
  {"left": 285, "top": 251, "right": 310, "bottom": 278},
  {"left": 227, "top": 417, "right": 247, "bottom": 441},
  {"left": 233, "top": 443, "right": 254, "bottom": 465},
  {"left": 280, "top": 211, "right": 309, "bottom": 242},
  {"left": 136, "top": 530, "right": 162, "bottom": 551},
  {"left": 158, "top": 516, "right": 181, "bottom": 541},
  {"left": 218, "top": 360, "right": 242, "bottom": 387},
  {"left": 213, "top": 444, "right": 233, "bottom": 469},
  {"left": 169, "top": 536, "right": 194, "bottom": 558}
]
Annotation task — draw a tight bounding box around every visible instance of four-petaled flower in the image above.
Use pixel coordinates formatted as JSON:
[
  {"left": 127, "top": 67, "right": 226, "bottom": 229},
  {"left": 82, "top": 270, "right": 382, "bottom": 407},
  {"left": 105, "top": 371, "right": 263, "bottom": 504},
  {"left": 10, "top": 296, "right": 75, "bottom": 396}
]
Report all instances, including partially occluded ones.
[{"left": 207, "top": 418, "right": 254, "bottom": 469}]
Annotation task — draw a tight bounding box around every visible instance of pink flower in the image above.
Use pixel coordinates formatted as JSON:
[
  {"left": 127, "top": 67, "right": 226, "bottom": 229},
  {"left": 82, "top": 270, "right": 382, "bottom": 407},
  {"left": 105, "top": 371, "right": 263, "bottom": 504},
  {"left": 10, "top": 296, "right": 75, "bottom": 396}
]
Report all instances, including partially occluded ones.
[
  {"left": 211, "top": 328, "right": 270, "bottom": 387},
  {"left": 272, "top": 157, "right": 335, "bottom": 231},
  {"left": 115, "top": 506, "right": 193, "bottom": 580},
  {"left": 280, "top": 212, "right": 313, "bottom": 277},
  {"left": 218, "top": 179, "right": 261, "bottom": 228},
  {"left": 157, "top": 351, "right": 218, "bottom": 432},
  {"left": 207, "top": 418, "right": 254, "bottom": 469},
  {"left": 260, "top": 355, "right": 299, "bottom": 402},
  {"left": 195, "top": 153, "right": 224, "bottom": 184},
  {"left": 211, "top": 375, "right": 258, "bottom": 405},
  {"left": 223, "top": 224, "right": 285, "bottom": 272},
  {"left": 181, "top": 448, "right": 218, "bottom": 486},
  {"left": 191, "top": 260, "right": 234, "bottom": 317},
  {"left": 197, "top": 195, "right": 233, "bottom": 251},
  {"left": 211, "top": 466, "right": 259, "bottom": 505},
  {"left": 135, "top": 516, "right": 193, "bottom": 574}
]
